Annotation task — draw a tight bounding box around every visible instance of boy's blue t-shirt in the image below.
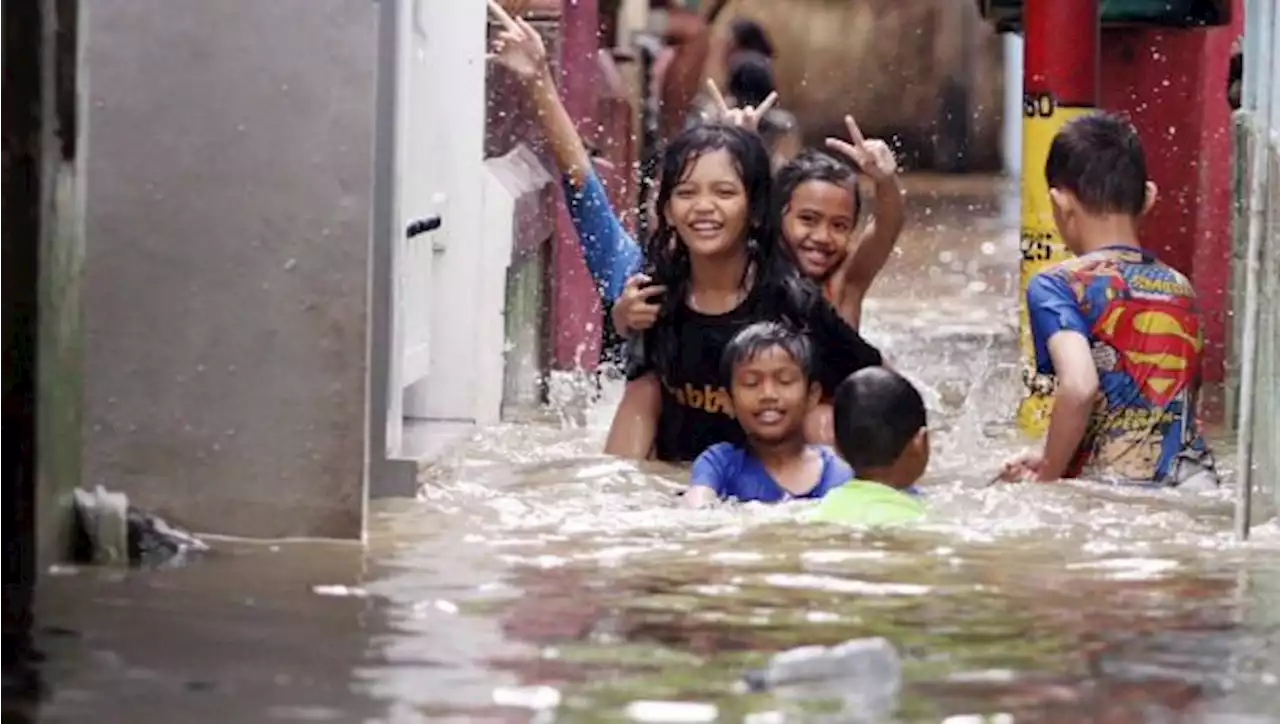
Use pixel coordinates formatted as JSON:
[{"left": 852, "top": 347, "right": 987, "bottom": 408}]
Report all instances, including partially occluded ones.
[
  {"left": 690, "top": 443, "right": 852, "bottom": 503},
  {"left": 1025, "top": 244, "right": 1217, "bottom": 486},
  {"left": 561, "top": 171, "right": 644, "bottom": 302}
]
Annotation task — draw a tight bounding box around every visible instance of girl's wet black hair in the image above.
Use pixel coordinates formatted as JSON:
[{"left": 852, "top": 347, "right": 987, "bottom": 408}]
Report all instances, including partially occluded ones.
[
  {"left": 642, "top": 124, "right": 823, "bottom": 381},
  {"left": 719, "top": 321, "right": 814, "bottom": 387},
  {"left": 775, "top": 148, "right": 862, "bottom": 225}
]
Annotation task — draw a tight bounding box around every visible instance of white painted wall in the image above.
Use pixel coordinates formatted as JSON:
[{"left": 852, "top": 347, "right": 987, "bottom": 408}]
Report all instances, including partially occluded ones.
[{"left": 399, "top": 0, "right": 489, "bottom": 423}]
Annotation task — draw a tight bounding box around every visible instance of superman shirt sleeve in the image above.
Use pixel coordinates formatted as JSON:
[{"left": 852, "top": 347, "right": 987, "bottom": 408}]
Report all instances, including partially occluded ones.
[{"left": 1027, "top": 271, "right": 1091, "bottom": 375}]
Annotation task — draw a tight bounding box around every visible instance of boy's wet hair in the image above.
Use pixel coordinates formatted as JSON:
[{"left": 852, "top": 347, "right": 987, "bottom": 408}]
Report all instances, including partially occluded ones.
[
  {"left": 776, "top": 149, "right": 863, "bottom": 225},
  {"left": 833, "top": 367, "right": 927, "bottom": 470},
  {"left": 719, "top": 321, "right": 814, "bottom": 386},
  {"left": 1045, "top": 112, "right": 1148, "bottom": 217},
  {"left": 726, "top": 50, "right": 775, "bottom": 109},
  {"left": 729, "top": 18, "right": 775, "bottom": 58}
]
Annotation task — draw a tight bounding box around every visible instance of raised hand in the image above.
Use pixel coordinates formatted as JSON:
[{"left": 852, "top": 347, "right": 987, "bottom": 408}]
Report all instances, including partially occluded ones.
[
  {"left": 487, "top": 0, "right": 547, "bottom": 81},
  {"left": 997, "top": 450, "right": 1045, "bottom": 483},
  {"left": 705, "top": 78, "right": 779, "bottom": 133},
  {"left": 824, "top": 114, "right": 898, "bottom": 183}
]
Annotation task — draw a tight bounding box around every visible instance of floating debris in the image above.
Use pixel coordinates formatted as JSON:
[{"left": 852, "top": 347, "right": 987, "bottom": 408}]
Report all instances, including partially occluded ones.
[
  {"left": 72, "top": 485, "right": 209, "bottom": 568},
  {"left": 311, "top": 585, "right": 368, "bottom": 598}
]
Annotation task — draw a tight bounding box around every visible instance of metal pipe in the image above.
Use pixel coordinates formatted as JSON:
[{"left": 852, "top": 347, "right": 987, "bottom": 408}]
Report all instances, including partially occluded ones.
[
  {"left": 1016, "top": 0, "right": 1100, "bottom": 435},
  {"left": 1234, "top": 0, "right": 1279, "bottom": 540},
  {"left": 634, "top": 31, "right": 662, "bottom": 246},
  {"left": 1002, "top": 33, "right": 1025, "bottom": 179}
]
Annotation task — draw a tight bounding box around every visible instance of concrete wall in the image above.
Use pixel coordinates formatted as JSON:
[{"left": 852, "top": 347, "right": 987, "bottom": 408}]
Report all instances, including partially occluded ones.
[
  {"left": 5, "top": 0, "right": 88, "bottom": 654},
  {"left": 82, "top": 0, "right": 376, "bottom": 539},
  {"left": 38, "top": 0, "right": 90, "bottom": 565},
  {"left": 699, "top": 0, "right": 1007, "bottom": 171}
]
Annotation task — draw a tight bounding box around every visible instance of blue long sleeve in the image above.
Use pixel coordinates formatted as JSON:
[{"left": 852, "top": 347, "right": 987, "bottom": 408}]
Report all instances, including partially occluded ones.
[{"left": 561, "top": 172, "right": 644, "bottom": 303}]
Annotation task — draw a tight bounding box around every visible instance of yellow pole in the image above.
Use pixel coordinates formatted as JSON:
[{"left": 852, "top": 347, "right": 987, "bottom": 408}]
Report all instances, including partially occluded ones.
[
  {"left": 1015, "top": 0, "right": 1098, "bottom": 435},
  {"left": 1016, "top": 101, "right": 1093, "bottom": 435}
]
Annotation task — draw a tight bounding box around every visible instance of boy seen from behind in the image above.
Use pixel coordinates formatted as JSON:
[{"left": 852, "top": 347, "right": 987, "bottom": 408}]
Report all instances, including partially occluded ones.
[
  {"left": 809, "top": 367, "right": 928, "bottom": 526},
  {"left": 1001, "top": 112, "right": 1218, "bottom": 487},
  {"left": 683, "top": 323, "right": 852, "bottom": 507}
]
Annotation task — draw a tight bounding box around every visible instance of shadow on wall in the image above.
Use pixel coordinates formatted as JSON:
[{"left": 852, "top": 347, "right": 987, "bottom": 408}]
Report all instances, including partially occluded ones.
[{"left": 709, "top": 0, "right": 1006, "bottom": 172}]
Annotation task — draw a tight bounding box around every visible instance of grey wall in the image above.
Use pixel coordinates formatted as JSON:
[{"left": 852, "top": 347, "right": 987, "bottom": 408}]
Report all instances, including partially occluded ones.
[
  {"left": 6, "top": 0, "right": 88, "bottom": 617},
  {"left": 83, "top": 0, "right": 377, "bottom": 538}
]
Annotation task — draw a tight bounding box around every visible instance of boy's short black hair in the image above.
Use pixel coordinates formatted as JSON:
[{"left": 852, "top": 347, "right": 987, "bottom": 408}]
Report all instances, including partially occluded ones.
[
  {"left": 1045, "top": 112, "right": 1148, "bottom": 217},
  {"left": 726, "top": 50, "right": 775, "bottom": 109},
  {"left": 729, "top": 18, "right": 775, "bottom": 58},
  {"left": 833, "top": 367, "right": 927, "bottom": 470},
  {"left": 720, "top": 321, "right": 814, "bottom": 386}
]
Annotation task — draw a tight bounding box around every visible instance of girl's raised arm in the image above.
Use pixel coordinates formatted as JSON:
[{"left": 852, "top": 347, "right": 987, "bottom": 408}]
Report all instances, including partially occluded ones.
[
  {"left": 488, "top": 0, "right": 641, "bottom": 301},
  {"left": 489, "top": 1, "right": 591, "bottom": 183},
  {"left": 824, "top": 115, "right": 906, "bottom": 323}
]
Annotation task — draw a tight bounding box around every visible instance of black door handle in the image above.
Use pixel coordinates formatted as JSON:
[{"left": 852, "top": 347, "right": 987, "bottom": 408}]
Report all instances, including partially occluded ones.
[{"left": 406, "top": 215, "right": 442, "bottom": 238}]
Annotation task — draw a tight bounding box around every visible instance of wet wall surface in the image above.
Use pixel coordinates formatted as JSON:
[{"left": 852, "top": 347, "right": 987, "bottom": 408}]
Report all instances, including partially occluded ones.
[{"left": 80, "top": 0, "right": 376, "bottom": 539}]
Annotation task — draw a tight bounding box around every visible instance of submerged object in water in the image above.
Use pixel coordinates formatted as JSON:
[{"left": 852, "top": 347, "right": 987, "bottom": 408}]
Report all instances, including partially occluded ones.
[
  {"left": 743, "top": 636, "right": 902, "bottom": 718},
  {"left": 72, "top": 485, "right": 209, "bottom": 567}
]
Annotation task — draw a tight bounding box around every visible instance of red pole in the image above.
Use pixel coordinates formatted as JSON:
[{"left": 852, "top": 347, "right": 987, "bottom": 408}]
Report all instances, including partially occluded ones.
[
  {"left": 550, "top": 0, "right": 603, "bottom": 372},
  {"left": 1023, "top": 0, "right": 1099, "bottom": 108},
  {"left": 1098, "top": 1, "right": 1244, "bottom": 390},
  {"left": 1016, "top": 0, "right": 1099, "bottom": 434}
]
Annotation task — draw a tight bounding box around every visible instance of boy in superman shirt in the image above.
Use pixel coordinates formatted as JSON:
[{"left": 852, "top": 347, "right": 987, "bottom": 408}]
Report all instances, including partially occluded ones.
[
  {"left": 1000, "top": 113, "right": 1218, "bottom": 488},
  {"left": 682, "top": 322, "right": 851, "bottom": 506}
]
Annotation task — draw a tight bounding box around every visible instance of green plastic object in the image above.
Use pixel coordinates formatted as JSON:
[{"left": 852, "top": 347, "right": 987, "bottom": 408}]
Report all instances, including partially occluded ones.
[
  {"left": 808, "top": 480, "right": 926, "bottom": 527},
  {"left": 978, "top": 0, "right": 1231, "bottom": 33}
]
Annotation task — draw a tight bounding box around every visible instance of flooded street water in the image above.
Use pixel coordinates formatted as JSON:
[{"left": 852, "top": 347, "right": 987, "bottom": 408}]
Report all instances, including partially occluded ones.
[{"left": 19, "top": 176, "right": 1280, "bottom": 723}]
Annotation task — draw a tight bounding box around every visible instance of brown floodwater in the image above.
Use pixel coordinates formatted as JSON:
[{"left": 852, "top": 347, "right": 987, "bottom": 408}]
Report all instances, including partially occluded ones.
[{"left": 14, "top": 175, "right": 1280, "bottom": 723}]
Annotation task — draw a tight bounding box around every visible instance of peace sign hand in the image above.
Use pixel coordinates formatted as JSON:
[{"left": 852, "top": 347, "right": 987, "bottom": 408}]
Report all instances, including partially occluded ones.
[
  {"left": 705, "top": 79, "right": 779, "bottom": 134},
  {"left": 487, "top": 0, "right": 547, "bottom": 81},
  {"left": 824, "top": 114, "right": 898, "bottom": 183}
]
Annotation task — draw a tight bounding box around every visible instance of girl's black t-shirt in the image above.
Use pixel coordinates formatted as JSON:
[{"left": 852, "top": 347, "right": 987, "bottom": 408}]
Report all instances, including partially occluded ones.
[{"left": 628, "top": 283, "right": 884, "bottom": 463}]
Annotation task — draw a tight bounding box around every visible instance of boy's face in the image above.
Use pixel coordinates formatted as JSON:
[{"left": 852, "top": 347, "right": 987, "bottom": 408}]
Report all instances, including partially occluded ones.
[{"left": 729, "top": 346, "right": 820, "bottom": 444}]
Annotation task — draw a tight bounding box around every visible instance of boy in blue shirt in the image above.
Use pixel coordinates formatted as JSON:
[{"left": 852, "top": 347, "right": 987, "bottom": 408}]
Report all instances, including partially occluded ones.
[{"left": 683, "top": 322, "right": 851, "bottom": 506}]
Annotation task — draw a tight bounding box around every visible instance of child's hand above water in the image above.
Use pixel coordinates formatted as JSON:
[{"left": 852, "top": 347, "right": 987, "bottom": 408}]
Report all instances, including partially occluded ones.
[
  {"left": 824, "top": 115, "right": 899, "bottom": 184},
  {"left": 998, "top": 450, "right": 1046, "bottom": 482},
  {"left": 487, "top": 0, "right": 547, "bottom": 82},
  {"left": 612, "top": 273, "right": 666, "bottom": 337},
  {"left": 704, "top": 79, "right": 779, "bottom": 134}
]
